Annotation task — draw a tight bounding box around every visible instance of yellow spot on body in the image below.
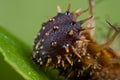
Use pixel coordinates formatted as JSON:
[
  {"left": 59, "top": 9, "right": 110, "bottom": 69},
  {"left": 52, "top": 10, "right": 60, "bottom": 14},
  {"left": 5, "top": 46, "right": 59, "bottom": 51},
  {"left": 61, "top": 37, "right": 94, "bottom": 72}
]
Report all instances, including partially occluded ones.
[
  {"left": 57, "top": 56, "right": 61, "bottom": 64},
  {"left": 68, "top": 30, "right": 74, "bottom": 36},
  {"left": 47, "top": 58, "right": 52, "bottom": 64},
  {"left": 64, "top": 44, "right": 70, "bottom": 53},
  {"left": 65, "top": 46, "right": 69, "bottom": 53}
]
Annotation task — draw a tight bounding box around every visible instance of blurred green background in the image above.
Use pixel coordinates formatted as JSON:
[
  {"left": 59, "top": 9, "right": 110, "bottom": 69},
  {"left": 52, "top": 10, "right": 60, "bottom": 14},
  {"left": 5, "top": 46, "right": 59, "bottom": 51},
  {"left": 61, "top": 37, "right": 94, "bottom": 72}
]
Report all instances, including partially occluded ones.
[{"left": 0, "top": 0, "right": 120, "bottom": 80}]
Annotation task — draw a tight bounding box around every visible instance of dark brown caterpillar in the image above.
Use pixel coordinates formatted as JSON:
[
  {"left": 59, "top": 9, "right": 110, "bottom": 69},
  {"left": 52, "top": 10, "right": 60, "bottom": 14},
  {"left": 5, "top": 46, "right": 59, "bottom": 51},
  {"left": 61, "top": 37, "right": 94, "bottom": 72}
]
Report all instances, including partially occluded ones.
[
  {"left": 32, "top": 2, "right": 91, "bottom": 68},
  {"left": 32, "top": 0, "right": 120, "bottom": 80}
]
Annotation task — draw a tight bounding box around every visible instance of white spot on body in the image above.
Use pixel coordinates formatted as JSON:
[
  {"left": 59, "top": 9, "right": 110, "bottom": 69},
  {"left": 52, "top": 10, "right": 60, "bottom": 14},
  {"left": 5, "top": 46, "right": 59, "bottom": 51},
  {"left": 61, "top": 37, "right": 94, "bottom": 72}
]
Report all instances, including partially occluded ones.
[
  {"left": 40, "top": 61, "right": 43, "bottom": 65},
  {"left": 45, "top": 32, "right": 49, "bottom": 36},
  {"left": 51, "top": 41, "right": 57, "bottom": 47},
  {"left": 42, "top": 26, "right": 45, "bottom": 30},
  {"left": 49, "top": 18, "right": 55, "bottom": 21},
  {"left": 40, "top": 46, "right": 43, "bottom": 49},
  {"left": 42, "top": 52, "right": 45, "bottom": 55},
  {"left": 37, "top": 58, "right": 42, "bottom": 63},
  {"left": 53, "top": 26, "right": 59, "bottom": 30},
  {"left": 78, "top": 59, "right": 81, "bottom": 62},
  {"left": 41, "top": 39, "right": 44, "bottom": 42},
  {"left": 36, "top": 51, "right": 39, "bottom": 54}
]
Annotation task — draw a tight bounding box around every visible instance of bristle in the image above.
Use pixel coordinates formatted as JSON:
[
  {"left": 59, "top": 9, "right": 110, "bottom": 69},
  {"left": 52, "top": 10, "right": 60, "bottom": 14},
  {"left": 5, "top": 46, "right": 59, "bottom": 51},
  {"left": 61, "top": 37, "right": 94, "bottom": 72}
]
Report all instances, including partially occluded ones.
[
  {"left": 57, "top": 5, "right": 62, "bottom": 13},
  {"left": 89, "top": 0, "right": 94, "bottom": 16},
  {"left": 57, "top": 56, "right": 61, "bottom": 64},
  {"left": 71, "top": 46, "right": 81, "bottom": 58},
  {"left": 80, "top": 16, "right": 93, "bottom": 24},
  {"left": 67, "top": 2, "right": 71, "bottom": 12},
  {"left": 63, "top": 44, "right": 70, "bottom": 53},
  {"left": 72, "top": 12, "right": 77, "bottom": 22},
  {"left": 75, "top": 8, "right": 88, "bottom": 16},
  {"left": 65, "top": 55, "right": 73, "bottom": 66}
]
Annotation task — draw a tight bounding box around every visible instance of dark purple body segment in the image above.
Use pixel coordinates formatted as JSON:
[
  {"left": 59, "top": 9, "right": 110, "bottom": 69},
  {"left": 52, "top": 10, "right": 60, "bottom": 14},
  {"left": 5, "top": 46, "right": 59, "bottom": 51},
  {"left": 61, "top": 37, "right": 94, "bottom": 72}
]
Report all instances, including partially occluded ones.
[
  {"left": 38, "top": 22, "right": 82, "bottom": 57},
  {"left": 34, "top": 12, "right": 73, "bottom": 45},
  {"left": 32, "top": 1, "right": 120, "bottom": 80},
  {"left": 32, "top": 3, "right": 89, "bottom": 80},
  {"left": 32, "top": 8, "right": 83, "bottom": 64}
]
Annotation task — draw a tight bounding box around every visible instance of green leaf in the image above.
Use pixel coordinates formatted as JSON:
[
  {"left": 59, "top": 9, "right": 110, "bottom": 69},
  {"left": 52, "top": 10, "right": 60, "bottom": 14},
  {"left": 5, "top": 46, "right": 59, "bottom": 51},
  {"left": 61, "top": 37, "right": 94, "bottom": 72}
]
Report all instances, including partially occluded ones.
[{"left": 0, "top": 26, "right": 51, "bottom": 80}]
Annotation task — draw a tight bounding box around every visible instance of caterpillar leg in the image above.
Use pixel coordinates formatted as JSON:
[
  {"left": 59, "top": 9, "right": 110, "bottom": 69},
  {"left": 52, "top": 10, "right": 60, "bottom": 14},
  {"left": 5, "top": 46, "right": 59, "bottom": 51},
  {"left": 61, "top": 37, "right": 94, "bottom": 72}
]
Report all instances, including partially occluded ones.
[{"left": 101, "top": 21, "right": 120, "bottom": 49}]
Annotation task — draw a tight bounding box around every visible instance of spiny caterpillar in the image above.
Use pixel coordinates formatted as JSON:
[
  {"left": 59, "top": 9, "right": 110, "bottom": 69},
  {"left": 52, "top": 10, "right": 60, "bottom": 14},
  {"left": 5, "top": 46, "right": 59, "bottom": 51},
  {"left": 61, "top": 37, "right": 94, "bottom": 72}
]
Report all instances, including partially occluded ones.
[{"left": 32, "top": 0, "right": 120, "bottom": 80}]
